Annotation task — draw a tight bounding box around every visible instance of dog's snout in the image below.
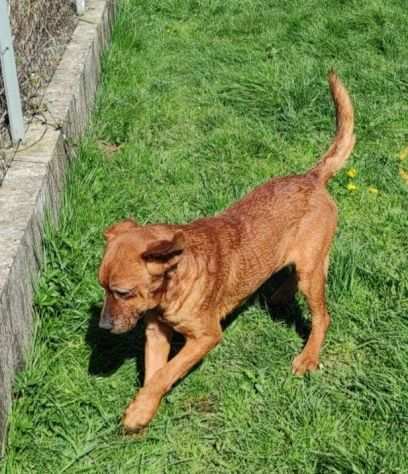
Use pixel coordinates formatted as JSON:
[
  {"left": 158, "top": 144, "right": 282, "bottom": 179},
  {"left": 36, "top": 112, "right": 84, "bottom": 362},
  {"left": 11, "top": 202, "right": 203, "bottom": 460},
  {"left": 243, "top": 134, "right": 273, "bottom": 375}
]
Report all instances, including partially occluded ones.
[{"left": 99, "top": 310, "right": 113, "bottom": 330}]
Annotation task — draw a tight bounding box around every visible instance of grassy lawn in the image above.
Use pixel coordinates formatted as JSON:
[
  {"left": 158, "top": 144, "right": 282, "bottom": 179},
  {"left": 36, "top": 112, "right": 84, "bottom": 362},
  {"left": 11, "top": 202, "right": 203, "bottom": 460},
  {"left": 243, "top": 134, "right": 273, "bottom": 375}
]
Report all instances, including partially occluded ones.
[{"left": 2, "top": 0, "right": 408, "bottom": 472}]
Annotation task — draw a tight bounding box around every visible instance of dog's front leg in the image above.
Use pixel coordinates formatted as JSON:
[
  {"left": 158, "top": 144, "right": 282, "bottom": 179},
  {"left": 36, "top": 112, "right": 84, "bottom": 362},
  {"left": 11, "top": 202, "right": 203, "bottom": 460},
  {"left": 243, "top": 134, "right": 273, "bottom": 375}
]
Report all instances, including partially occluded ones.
[
  {"left": 144, "top": 314, "right": 173, "bottom": 384},
  {"left": 123, "top": 329, "right": 221, "bottom": 432}
]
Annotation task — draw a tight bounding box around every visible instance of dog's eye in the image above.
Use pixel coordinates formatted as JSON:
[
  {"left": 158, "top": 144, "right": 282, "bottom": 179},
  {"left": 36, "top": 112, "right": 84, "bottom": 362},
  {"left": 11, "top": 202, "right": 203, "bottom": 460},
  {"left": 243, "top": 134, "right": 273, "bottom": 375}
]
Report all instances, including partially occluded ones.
[{"left": 112, "top": 288, "right": 133, "bottom": 299}]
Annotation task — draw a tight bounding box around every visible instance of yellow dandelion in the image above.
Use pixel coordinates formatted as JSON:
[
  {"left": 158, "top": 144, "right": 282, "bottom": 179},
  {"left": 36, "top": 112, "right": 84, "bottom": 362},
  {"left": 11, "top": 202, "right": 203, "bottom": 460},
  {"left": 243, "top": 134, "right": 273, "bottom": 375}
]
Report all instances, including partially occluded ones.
[
  {"left": 368, "top": 186, "right": 378, "bottom": 194},
  {"left": 346, "top": 167, "right": 358, "bottom": 178},
  {"left": 399, "top": 147, "right": 408, "bottom": 161},
  {"left": 346, "top": 182, "right": 358, "bottom": 191},
  {"left": 400, "top": 169, "right": 408, "bottom": 184}
]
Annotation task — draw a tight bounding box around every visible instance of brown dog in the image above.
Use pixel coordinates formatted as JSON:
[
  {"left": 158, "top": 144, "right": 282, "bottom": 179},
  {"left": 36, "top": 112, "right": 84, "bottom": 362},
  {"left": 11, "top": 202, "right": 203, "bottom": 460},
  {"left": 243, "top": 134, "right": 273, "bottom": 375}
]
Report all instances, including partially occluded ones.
[{"left": 98, "top": 72, "right": 355, "bottom": 432}]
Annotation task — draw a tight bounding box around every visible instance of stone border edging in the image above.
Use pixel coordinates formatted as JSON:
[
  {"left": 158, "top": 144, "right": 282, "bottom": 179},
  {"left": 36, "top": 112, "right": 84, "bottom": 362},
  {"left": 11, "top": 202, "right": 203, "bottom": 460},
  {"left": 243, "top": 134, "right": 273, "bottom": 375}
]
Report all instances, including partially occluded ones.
[{"left": 0, "top": 0, "right": 117, "bottom": 454}]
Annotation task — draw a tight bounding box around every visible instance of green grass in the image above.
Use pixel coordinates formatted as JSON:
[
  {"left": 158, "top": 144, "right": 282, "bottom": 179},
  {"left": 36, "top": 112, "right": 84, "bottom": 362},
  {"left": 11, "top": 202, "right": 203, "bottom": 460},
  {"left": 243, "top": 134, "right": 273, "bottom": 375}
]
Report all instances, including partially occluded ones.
[{"left": 2, "top": 0, "right": 408, "bottom": 472}]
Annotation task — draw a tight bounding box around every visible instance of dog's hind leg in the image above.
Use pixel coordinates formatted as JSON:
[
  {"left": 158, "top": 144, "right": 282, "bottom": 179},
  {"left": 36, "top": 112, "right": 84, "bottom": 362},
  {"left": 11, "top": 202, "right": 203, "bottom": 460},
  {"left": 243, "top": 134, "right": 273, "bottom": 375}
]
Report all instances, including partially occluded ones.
[{"left": 291, "top": 258, "right": 331, "bottom": 376}]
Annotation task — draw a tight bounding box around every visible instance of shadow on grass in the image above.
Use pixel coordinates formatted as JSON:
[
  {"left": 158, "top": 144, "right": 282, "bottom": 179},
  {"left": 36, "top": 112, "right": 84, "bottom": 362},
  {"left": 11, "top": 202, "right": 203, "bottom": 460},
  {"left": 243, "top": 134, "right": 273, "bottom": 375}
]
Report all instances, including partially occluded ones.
[
  {"left": 85, "top": 266, "right": 310, "bottom": 380},
  {"left": 85, "top": 304, "right": 144, "bottom": 379},
  {"left": 85, "top": 304, "right": 185, "bottom": 381},
  {"left": 261, "top": 265, "right": 310, "bottom": 341}
]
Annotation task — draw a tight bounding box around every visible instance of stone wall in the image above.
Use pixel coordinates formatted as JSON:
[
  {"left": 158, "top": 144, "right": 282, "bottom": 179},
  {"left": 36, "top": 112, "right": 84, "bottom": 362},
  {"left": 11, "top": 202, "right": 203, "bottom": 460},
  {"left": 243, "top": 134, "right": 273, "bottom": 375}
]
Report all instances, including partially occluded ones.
[{"left": 0, "top": 0, "right": 117, "bottom": 455}]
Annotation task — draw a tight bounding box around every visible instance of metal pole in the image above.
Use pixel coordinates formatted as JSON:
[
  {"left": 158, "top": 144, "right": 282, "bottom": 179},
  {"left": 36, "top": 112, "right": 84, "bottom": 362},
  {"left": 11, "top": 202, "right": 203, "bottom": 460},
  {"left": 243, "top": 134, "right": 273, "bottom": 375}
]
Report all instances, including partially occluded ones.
[
  {"left": 0, "top": 0, "right": 25, "bottom": 144},
  {"left": 74, "top": 0, "right": 86, "bottom": 15}
]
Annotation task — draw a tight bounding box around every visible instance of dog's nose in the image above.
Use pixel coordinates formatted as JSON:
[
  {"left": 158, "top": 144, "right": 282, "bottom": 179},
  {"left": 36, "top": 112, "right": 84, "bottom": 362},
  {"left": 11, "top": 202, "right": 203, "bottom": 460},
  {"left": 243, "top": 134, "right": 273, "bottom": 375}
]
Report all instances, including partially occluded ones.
[{"left": 99, "top": 312, "right": 113, "bottom": 330}]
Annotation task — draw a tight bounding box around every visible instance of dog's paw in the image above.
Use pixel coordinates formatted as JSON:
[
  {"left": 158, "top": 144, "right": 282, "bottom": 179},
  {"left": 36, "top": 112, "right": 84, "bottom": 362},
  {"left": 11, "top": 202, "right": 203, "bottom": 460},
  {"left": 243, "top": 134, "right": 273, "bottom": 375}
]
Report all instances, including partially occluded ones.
[
  {"left": 122, "top": 391, "right": 161, "bottom": 433},
  {"left": 123, "top": 402, "right": 153, "bottom": 433},
  {"left": 292, "top": 352, "right": 320, "bottom": 376}
]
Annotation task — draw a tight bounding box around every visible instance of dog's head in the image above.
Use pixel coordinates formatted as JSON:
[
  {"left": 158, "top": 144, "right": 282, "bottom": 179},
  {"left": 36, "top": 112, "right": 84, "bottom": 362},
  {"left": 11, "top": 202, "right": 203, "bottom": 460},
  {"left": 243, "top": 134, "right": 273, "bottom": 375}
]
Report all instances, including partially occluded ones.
[{"left": 98, "top": 219, "right": 185, "bottom": 334}]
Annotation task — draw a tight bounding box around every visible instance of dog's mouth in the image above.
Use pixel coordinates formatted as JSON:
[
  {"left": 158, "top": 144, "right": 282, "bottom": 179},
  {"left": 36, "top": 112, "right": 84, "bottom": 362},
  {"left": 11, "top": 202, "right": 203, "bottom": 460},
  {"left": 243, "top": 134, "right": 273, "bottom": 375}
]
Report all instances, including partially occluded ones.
[
  {"left": 110, "top": 318, "right": 139, "bottom": 335},
  {"left": 100, "top": 304, "right": 160, "bottom": 335},
  {"left": 107, "top": 311, "right": 144, "bottom": 335}
]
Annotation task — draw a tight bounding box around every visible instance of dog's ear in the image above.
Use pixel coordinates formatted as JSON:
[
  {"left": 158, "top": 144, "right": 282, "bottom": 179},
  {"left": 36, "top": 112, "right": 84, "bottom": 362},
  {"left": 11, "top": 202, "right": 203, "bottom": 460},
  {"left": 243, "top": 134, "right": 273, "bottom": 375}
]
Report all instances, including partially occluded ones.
[
  {"left": 104, "top": 219, "right": 138, "bottom": 241},
  {"left": 142, "top": 231, "right": 185, "bottom": 273}
]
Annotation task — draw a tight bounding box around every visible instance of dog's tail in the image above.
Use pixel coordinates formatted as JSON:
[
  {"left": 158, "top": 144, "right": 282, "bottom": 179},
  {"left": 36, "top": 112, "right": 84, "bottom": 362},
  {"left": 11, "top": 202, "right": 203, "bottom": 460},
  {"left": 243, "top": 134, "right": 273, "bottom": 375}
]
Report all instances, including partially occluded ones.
[{"left": 309, "top": 72, "right": 355, "bottom": 184}]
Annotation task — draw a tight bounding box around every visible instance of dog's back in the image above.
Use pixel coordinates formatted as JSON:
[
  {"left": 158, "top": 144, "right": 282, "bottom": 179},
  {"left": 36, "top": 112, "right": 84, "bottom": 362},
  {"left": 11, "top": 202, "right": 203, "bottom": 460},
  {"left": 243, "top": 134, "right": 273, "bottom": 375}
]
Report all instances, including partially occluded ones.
[{"left": 180, "top": 72, "right": 355, "bottom": 320}]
